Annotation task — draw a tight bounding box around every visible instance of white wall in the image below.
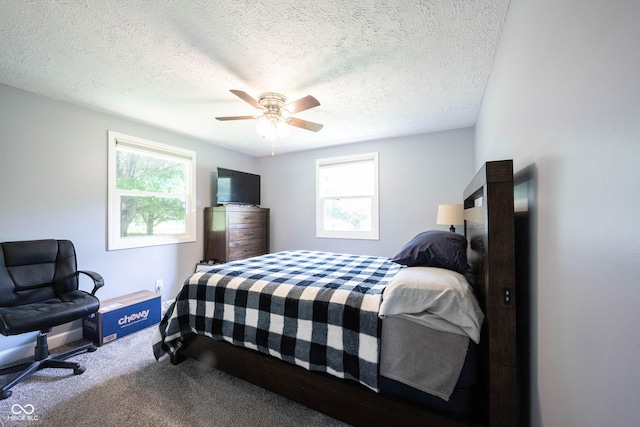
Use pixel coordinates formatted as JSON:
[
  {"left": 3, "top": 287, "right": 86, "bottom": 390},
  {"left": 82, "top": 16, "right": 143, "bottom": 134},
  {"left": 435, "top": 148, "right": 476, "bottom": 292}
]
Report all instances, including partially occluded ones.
[
  {"left": 0, "top": 84, "right": 257, "bottom": 357},
  {"left": 476, "top": 0, "right": 640, "bottom": 426},
  {"left": 259, "top": 128, "right": 474, "bottom": 257}
]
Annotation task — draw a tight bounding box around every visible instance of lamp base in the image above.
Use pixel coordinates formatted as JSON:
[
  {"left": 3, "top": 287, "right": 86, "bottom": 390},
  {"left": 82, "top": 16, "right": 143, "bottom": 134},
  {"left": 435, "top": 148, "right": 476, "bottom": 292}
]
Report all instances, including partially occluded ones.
[{"left": 449, "top": 225, "right": 456, "bottom": 233}]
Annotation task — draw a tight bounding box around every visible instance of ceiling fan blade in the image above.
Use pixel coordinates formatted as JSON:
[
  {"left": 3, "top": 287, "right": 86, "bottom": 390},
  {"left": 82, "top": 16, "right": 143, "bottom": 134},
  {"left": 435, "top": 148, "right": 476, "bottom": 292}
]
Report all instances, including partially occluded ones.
[
  {"left": 287, "top": 117, "right": 324, "bottom": 132},
  {"left": 215, "top": 115, "right": 256, "bottom": 121},
  {"left": 285, "top": 95, "right": 320, "bottom": 115},
  {"left": 229, "top": 90, "right": 262, "bottom": 109}
]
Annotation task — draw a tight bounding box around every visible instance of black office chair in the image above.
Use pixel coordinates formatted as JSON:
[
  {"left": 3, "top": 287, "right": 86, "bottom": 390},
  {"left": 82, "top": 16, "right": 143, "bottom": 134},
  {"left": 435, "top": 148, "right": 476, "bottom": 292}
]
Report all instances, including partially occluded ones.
[{"left": 0, "top": 239, "right": 104, "bottom": 399}]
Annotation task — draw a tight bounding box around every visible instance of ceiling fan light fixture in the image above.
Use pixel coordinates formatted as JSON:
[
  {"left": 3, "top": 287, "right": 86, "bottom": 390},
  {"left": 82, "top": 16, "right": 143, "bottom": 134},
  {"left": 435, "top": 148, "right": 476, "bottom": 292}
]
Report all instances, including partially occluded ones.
[
  {"left": 255, "top": 93, "right": 292, "bottom": 141},
  {"left": 256, "top": 116, "right": 290, "bottom": 141},
  {"left": 276, "top": 119, "right": 291, "bottom": 138},
  {"left": 216, "top": 90, "right": 322, "bottom": 152}
]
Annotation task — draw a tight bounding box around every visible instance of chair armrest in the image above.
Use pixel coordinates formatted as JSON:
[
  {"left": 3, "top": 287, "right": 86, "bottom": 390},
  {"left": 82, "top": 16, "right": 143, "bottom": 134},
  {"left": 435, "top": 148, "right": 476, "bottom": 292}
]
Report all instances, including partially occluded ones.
[{"left": 77, "top": 270, "right": 105, "bottom": 296}]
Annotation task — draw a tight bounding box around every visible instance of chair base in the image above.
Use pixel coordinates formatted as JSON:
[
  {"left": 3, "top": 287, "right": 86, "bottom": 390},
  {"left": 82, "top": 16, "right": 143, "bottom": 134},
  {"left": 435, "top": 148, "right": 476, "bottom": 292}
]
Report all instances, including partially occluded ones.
[{"left": 0, "top": 331, "right": 97, "bottom": 400}]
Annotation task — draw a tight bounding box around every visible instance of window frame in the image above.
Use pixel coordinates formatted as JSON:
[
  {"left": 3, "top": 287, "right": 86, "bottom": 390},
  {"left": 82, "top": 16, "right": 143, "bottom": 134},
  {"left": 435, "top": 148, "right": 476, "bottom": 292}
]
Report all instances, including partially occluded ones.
[
  {"left": 316, "top": 152, "right": 379, "bottom": 240},
  {"left": 107, "top": 131, "right": 197, "bottom": 250}
]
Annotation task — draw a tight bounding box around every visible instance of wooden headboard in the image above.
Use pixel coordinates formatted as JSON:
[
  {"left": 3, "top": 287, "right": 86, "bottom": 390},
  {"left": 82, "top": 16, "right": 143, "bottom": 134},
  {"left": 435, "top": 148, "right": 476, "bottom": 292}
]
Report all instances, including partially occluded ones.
[{"left": 464, "top": 160, "right": 518, "bottom": 426}]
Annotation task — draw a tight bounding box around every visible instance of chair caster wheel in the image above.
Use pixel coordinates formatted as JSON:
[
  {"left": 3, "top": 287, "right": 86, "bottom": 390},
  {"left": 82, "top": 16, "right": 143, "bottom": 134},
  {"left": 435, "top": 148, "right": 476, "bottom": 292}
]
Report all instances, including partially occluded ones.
[
  {"left": 0, "top": 390, "right": 12, "bottom": 400},
  {"left": 74, "top": 366, "right": 86, "bottom": 375}
]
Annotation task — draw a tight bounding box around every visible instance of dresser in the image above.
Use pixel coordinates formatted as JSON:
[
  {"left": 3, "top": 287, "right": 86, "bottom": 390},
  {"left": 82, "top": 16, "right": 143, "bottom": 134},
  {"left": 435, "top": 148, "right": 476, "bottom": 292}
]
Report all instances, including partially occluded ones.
[{"left": 203, "top": 206, "right": 269, "bottom": 263}]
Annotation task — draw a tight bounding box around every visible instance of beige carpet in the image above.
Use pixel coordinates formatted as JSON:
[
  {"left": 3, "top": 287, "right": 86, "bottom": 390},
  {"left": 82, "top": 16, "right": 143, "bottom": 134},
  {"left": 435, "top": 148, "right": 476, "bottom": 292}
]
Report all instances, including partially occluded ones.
[{"left": 0, "top": 327, "right": 346, "bottom": 427}]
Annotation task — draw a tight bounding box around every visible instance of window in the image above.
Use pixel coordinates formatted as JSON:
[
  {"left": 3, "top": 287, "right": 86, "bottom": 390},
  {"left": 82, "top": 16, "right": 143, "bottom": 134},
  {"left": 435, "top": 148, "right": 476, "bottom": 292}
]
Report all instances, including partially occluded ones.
[
  {"left": 316, "top": 152, "right": 379, "bottom": 240},
  {"left": 108, "top": 131, "right": 196, "bottom": 250}
]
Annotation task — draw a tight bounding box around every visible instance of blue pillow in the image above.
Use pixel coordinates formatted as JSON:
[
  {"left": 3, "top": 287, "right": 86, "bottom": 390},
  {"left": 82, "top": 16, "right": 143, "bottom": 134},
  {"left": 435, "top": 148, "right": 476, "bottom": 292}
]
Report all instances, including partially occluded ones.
[{"left": 391, "top": 230, "right": 470, "bottom": 274}]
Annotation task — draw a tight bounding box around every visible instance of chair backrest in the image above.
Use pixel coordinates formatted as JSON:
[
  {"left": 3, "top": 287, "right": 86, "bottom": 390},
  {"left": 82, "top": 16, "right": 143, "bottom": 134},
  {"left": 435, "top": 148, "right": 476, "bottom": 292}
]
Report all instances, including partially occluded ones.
[{"left": 0, "top": 239, "right": 79, "bottom": 307}]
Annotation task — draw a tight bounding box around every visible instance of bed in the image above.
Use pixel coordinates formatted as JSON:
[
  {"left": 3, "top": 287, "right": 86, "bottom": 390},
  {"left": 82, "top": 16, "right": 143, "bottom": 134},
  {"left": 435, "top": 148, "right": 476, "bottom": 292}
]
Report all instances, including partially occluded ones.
[{"left": 153, "top": 160, "right": 517, "bottom": 426}]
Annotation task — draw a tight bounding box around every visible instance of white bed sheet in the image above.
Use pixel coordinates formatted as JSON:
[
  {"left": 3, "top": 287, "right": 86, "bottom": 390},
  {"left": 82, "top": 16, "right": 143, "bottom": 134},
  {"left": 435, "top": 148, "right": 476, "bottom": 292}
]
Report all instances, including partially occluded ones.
[{"left": 379, "top": 266, "right": 484, "bottom": 343}]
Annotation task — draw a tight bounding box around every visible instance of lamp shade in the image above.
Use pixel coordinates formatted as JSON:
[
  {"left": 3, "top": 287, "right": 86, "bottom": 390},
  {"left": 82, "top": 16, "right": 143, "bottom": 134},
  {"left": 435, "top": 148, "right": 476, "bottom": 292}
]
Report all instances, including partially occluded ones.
[{"left": 437, "top": 204, "right": 463, "bottom": 226}]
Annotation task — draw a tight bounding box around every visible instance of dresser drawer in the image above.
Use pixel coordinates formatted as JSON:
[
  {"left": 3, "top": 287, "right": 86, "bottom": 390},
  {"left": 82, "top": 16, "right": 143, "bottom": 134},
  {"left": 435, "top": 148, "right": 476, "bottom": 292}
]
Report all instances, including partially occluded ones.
[
  {"left": 229, "top": 226, "right": 267, "bottom": 242},
  {"left": 205, "top": 206, "right": 269, "bottom": 263},
  {"left": 228, "top": 239, "right": 267, "bottom": 261},
  {"left": 228, "top": 211, "right": 268, "bottom": 225}
]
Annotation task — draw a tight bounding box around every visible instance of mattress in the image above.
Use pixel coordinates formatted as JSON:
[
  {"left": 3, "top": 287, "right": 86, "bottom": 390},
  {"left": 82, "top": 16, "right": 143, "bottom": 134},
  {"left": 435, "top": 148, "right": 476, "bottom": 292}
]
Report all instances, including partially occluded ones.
[{"left": 153, "top": 250, "right": 484, "bottom": 402}]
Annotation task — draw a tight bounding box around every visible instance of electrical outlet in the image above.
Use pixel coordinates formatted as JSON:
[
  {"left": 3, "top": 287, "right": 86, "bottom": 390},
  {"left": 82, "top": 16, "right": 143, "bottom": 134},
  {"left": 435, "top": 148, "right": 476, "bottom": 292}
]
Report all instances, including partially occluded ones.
[{"left": 155, "top": 279, "right": 163, "bottom": 294}]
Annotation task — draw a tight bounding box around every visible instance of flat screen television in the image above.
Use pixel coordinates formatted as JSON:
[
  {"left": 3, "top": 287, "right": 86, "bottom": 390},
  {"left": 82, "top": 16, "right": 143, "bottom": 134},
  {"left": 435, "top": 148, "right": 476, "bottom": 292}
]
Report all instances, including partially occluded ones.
[{"left": 216, "top": 167, "right": 261, "bottom": 206}]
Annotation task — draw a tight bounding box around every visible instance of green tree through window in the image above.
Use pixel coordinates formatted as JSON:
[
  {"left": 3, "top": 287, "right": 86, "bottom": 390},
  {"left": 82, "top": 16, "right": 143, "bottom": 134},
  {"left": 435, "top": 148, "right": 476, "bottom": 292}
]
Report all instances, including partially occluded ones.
[
  {"left": 108, "top": 132, "right": 196, "bottom": 250},
  {"left": 116, "top": 150, "right": 186, "bottom": 237},
  {"left": 316, "top": 152, "right": 379, "bottom": 240}
]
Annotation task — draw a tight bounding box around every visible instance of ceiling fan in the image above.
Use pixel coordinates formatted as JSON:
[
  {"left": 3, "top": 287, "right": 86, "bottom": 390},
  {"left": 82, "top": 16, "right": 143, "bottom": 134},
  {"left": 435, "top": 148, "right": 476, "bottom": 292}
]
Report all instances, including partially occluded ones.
[{"left": 215, "top": 90, "right": 323, "bottom": 140}]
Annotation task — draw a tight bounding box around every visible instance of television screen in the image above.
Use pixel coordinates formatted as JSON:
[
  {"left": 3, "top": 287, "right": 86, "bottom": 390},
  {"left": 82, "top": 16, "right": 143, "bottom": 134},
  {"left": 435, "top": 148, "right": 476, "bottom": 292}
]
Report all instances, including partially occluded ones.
[{"left": 216, "top": 167, "right": 261, "bottom": 206}]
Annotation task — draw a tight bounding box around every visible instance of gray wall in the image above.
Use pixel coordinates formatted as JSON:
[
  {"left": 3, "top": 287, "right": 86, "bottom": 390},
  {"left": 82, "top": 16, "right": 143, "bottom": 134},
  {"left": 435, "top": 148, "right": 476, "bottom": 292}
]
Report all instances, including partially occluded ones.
[
  {"left": 0, "top": 84, "right": 474, "bottom": 359},
  {"left": 259, "top": 129, "right": 474, "bottom": 257},
  {"left": 476, "top": 0, "right": 640, "bottom": 425},
  {"left": 0, "top": 84, "right": 257, "bottom": 355}
]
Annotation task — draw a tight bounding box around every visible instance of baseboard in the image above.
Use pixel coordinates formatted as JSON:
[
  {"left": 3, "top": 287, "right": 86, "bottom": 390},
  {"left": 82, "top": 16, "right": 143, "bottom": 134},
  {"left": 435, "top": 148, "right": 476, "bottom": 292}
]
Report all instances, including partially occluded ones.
[{"left": 0, "top": 326, "right": 85, "bottom": 367}]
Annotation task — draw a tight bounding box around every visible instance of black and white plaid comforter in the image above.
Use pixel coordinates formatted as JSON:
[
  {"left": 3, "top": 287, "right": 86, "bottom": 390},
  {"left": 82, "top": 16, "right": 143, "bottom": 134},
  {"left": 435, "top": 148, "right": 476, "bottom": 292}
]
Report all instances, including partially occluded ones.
[{"left": 153, "top": 250, "right": 401, "bottom": 391}]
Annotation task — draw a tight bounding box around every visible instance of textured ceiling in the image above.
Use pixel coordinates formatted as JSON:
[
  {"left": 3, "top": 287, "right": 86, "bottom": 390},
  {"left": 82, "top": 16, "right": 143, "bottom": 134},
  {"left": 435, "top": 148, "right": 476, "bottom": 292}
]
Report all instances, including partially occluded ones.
[{"left": 0, "top": 0, "right": 510, "bottom": 157}]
